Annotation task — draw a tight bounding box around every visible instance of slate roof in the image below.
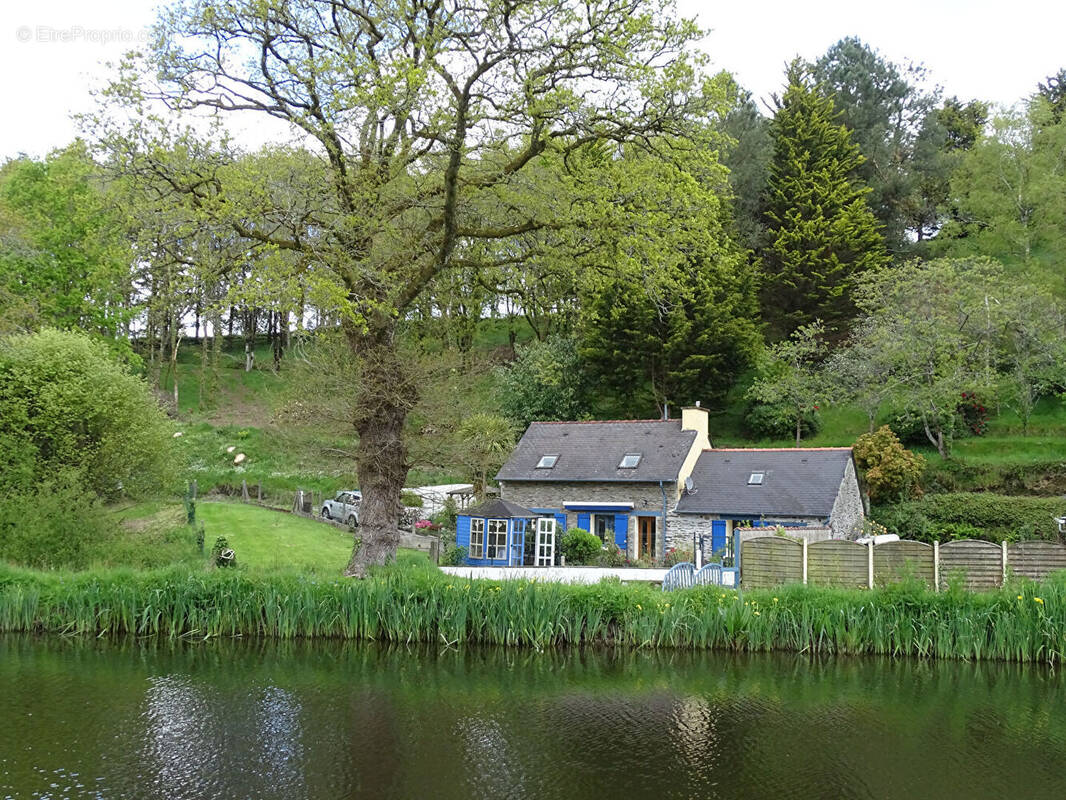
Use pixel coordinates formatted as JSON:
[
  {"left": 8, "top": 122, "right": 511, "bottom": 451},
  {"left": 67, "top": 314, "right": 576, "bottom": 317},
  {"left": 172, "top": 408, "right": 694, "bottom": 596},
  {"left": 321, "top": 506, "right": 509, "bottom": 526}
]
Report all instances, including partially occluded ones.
[
  {"left": 675, "top": 448, "right": 853, "bottom": 518},
  {"left": 496, "top": 420, "right": 697, "bottom": 483},
  {"left": 460, "top": 498, "right": 537, "bottom": 519}
]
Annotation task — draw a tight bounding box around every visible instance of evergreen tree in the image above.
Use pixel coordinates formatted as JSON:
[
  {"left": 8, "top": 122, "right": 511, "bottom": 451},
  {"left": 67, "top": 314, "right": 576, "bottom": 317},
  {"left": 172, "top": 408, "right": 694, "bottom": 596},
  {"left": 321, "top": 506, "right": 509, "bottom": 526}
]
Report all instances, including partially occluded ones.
[
  {"left": 1037, "top": 68, "right": 1066, "bottom": 125},
  {"left": 811, "top": 38, "right": 939, "bottom": 253},
  {"left": 579, "top": 248, "right": 760, "bottom": 420},
  {"left": 718, "top": 76, "right": 773, "bottom": 254},
  {"left": 760, "top": 61, "right": 888, "bottom": 338}
]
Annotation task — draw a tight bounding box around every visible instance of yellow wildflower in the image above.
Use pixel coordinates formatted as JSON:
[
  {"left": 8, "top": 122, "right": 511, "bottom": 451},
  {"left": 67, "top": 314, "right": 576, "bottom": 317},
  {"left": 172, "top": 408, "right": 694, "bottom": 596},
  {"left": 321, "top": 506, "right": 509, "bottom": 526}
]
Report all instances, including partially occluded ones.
[
  {"left": 754, "top": 611, "right": 760, "bottom": 616},
  {"left": 1017, "top": 595, "right": 1023, "bottom": 600},
  {"left": 773, "top": 597, "right": 779, "bottom": 603},
  {"left": 636, "top": 604, "right": 642, "bottom": 610},
  {"left": 1035, "top": 597, "right": 1044, "bottom": 604}
]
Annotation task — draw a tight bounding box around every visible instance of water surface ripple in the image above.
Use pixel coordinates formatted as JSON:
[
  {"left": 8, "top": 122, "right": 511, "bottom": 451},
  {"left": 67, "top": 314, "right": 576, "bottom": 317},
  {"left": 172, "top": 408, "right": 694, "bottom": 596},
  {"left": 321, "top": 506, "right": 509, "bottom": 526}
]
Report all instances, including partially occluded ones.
[{"left": 1, "top": 635, "right": 1064, "bottom": 799}]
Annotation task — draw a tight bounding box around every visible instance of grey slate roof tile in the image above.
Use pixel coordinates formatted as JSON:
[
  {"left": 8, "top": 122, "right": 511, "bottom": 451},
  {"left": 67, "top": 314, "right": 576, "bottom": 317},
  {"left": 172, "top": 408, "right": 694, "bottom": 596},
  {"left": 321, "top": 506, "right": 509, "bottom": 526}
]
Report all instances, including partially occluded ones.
[
  {"left": 675, "top": 448, "right": 853, "bottom": 518},
  {"left": 460, "top": 499, "right": 536, "bottom": 518},
  {"left": 496, "top": 420, "right": 697, "bottom": 483}
]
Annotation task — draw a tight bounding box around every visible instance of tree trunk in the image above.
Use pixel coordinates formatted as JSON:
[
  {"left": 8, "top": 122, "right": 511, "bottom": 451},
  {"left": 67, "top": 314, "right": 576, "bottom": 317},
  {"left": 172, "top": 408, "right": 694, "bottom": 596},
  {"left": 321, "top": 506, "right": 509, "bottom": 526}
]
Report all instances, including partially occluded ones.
[
  {"left": 922, "top": 416, "right": 947, "bottom": 459},
  {"left": 795, "top": 413, "right": 802, "bottom": 447},
  {"left": 343, "top": 321, "right": 416, "bottom": 578}
]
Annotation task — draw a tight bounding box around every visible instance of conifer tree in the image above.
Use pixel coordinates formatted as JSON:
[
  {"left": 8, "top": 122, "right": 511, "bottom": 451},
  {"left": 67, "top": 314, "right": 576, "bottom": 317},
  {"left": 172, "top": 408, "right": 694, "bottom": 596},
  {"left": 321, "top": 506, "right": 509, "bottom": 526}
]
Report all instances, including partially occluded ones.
[
  {"left": 579, "top": 249, "right": 760, "bottom": 420},
  {"left": 760, "top": 61, "right": 888, "bottom": 338}
]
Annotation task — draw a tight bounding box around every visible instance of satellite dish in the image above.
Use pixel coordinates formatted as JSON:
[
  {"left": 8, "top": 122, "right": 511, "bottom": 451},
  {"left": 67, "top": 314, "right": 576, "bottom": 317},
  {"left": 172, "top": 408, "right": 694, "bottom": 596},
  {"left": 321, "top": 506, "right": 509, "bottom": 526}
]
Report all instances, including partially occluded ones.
[{"left": 684, "top": 477, "right": 695, "bottom": 494}]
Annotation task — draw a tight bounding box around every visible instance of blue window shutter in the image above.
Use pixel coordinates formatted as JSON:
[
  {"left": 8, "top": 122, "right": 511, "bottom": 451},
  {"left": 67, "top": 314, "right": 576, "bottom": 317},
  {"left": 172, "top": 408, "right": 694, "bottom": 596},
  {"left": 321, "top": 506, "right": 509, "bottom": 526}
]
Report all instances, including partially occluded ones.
[
  {"left": 613, "top": 514, "right": 628, "bottom": 550},
  {"left": 711, "top": 520, "right": 726, "bottom": 554},
  {"left": 577, "top": 513, "right": 591, "bottom": 532},
  {"left": 554, "top": 512, "right": 567, "bottom": 532},
  {"left": 457, "top": 516, "right": 471, "bottom": 548}
]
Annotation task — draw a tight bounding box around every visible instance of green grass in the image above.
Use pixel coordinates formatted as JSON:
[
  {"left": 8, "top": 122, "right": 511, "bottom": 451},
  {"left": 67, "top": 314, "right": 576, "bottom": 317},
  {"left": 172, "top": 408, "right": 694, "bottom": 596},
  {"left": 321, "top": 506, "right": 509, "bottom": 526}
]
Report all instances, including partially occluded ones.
[
  {"left": 91, "top": 500, "right": 431, "bottom": 575},
  {"left": 197, "top": 501, "right": 360, "bottom": 573},
  {"left": 3, "top": 564, "right": 1066, "bottom": 662}
]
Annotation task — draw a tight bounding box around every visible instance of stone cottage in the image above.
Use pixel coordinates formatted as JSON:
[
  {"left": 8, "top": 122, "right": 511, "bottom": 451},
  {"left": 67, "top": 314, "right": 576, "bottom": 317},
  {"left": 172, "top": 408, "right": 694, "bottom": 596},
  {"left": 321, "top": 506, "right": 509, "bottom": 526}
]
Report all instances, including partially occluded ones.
[
  {"left": 669, "top": 447, "right": 864, "bottom": 559},
  {"left": 495, "top": 408, "right": 864, "bottom": 565},
  {"left": 495, "top": 407, "right": 713, "bottom": 561}
]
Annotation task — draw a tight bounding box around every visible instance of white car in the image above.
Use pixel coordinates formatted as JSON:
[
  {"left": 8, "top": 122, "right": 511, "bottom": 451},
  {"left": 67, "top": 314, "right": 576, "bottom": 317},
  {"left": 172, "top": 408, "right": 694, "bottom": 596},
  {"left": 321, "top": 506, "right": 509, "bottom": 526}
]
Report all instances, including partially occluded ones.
[{"left": 321, "top": 490, "right": 362, "bottom": 529}]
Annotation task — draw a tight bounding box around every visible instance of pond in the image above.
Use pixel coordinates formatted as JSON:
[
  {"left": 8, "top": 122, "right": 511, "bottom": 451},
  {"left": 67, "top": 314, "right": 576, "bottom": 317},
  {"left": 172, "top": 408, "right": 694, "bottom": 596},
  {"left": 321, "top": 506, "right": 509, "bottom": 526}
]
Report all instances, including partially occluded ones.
[{"left": 2, "top": 634, "right": 1065, "bottom": 799}]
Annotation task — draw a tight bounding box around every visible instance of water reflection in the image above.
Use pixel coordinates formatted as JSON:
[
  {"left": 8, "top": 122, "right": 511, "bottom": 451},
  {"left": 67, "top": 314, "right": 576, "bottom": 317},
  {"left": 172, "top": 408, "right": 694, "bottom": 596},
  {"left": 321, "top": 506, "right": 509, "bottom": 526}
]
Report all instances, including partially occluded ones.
[{"left": 1, "top": 635, "right": 1065, "bottom": 799}]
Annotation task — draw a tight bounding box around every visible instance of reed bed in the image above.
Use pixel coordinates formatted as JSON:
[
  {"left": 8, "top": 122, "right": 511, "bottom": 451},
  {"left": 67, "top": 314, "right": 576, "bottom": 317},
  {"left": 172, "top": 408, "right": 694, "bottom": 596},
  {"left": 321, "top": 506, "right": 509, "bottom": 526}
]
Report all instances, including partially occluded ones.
[{"left": 2, "top": 564, "right": 1066, "bottom": 663}]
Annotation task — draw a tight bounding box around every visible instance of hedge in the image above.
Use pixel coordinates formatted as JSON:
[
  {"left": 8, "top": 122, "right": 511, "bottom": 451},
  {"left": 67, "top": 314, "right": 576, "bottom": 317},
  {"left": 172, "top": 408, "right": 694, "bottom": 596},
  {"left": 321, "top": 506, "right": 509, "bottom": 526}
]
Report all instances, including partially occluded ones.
[{"left": 875, "top": 492, "right": 1065, "bottom": 542}]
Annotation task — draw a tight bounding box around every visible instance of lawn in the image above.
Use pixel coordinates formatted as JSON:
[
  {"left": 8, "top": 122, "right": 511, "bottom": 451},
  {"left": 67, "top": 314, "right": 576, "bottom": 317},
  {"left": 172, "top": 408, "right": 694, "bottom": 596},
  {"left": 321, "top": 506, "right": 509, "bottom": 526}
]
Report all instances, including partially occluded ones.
[{"left": 196, "top": 501, "right": 432, "bottom": 574}]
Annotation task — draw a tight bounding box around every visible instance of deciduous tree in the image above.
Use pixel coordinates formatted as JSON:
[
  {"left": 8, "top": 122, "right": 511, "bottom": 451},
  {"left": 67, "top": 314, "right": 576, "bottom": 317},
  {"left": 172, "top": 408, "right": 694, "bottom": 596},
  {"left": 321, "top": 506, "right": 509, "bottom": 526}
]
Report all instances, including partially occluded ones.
[
  {"left": 93, "top": 0, "right": 717, "bottom": 575},
  {"left": 745, "top": 321, "right": 830, "bottom": 447}
]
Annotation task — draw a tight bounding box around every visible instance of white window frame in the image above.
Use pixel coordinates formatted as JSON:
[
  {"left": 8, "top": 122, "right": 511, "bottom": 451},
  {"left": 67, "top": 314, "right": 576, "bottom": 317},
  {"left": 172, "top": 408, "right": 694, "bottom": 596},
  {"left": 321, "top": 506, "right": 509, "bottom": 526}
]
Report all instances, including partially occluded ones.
[
  {"left": 618, "top": 453, "right": 642, "bottom": 469},
  {"left": 535, "top": 517, "right": 556, "bottom": 566},
  {"left": 536, "top": 454, "right": 559, "bottom": 469},
  {"left": 469, "top": 518, "right": 485, "bottom": 559},
  {"left": 486, "top": 519, "right": 508, "bottom": 560},
  {"left": 593, "top": 513, "right": 612, "bottom": 545},
  {"left": 748, "top": 472, "right": 764, "bottom": 485}
]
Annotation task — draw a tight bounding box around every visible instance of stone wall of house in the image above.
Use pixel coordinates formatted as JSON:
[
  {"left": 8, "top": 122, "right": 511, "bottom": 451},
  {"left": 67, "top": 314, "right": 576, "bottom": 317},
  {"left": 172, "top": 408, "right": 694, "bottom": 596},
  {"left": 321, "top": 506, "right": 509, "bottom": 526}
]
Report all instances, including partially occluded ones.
[
  {"left": 829, "top": 458, "right": 865, "bottom": 538},
  {"left": 664, "top": 512, "right": 704, "bottom": 555},
  {"left": 667, "top": 513, "right": 827, "bottom": 562},
  {"left": 500, "top": 480, "right": 669, "bottom": 558}
]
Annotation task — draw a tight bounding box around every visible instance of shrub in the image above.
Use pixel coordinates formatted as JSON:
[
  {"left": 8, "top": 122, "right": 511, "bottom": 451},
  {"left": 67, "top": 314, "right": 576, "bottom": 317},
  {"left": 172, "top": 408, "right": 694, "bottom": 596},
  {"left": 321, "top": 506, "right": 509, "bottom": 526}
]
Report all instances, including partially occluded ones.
[
  {"left": 561, "top": 528, "right": 601, "bottom": 565},
  {"left": 440, "top": 545, "right": 468, "bottom": 566},
  {"left": 0, "top": 329, "right": 176, "bottom": 500},
  {"left": 879, "top": 493, "right": 1066, "bottom": 542},
  {"left": 663, "top": 547, "right": 693, "bottom": 567},
  {"left": 871, "top": 503, "right": 933, "bottom": 541},
  {"left": 957, "top": 391, "right": 990, "bottom": 436},
  {"left": 400, "top": 491, "right": 424, "bottom": 508},
  {"left": 594, "top": 543, "right": 628, "bottom": 568},
  {"left": 0, "top": 470, "right": 109, "bottom": 568},
  {"left": 743, "top": 399, "right": 819, "bottom": 440},
  {"left": 495, "top": 336, "right": 591, "bottom": 429},
  {"left": 211, "top": 536, "right": 236, "bottom": 567},
  {"left": 853, "top": 426, "right": 925, "bottom": 502},
  {"left": 432, "top": 497, "right": 459, "bottom": 531}
]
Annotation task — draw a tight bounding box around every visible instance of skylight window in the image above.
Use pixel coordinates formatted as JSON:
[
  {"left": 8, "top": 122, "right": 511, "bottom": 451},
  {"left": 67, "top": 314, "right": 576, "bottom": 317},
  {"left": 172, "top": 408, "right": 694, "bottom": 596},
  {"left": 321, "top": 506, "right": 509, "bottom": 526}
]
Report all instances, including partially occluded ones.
[
  {"left": 618, "top": 453, "right": 642, "bottom": 469},
  {"left": 748, "top": 472, "right": 764, "bottom": 485},
  {"left": 536, "top": 455, "right": 559, "bottom": 469}
]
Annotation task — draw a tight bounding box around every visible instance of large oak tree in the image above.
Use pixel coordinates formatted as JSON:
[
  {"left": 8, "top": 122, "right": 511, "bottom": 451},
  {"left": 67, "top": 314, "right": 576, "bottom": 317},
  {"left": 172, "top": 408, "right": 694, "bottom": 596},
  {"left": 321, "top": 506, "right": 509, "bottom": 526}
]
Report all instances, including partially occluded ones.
[{"left": 93, "top": 0, "right": 717, "bottom": 575}]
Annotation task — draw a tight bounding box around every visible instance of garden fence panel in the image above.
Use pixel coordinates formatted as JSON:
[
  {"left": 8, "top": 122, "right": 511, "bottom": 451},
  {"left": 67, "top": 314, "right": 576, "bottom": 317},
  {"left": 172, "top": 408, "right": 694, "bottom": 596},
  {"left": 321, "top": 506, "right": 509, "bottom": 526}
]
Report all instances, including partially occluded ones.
[
  {"left": 1006, "top": 541, "right": 1066, "bottom": 581},
  {"left": 939, "top": 540, "right": 1003, "bottom": 591},
  {"left": 807, "top": 540, "right": 868, "bottom": 588},
  {"left": 741, "top": 537, "right": 803, "bottom": 588},
  {"left": 874, "top": 540, "right": 935, "bottom": 588}
]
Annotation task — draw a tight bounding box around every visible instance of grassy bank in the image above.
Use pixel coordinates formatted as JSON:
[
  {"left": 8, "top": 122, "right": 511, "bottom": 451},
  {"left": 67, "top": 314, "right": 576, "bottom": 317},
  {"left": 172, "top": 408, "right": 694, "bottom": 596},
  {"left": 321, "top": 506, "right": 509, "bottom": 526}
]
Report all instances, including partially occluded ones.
[{"left": 2, "top": 564, "right": 1066, "bottom": 663}]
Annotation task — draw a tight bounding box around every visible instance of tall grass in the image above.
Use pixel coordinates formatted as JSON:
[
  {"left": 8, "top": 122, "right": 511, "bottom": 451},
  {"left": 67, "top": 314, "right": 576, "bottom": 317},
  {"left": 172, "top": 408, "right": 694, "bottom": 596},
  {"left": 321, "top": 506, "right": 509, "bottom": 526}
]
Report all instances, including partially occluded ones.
[{"left": 3, "top": 563, "right": 1066, "bottom": 663}]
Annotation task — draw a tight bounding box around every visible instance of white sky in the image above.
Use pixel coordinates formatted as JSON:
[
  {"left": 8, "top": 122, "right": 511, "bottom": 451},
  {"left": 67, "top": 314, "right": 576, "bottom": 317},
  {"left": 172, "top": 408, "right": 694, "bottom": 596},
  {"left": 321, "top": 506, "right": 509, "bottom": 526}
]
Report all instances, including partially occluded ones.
[{"left": 2, "top": 0, "right": 1063, "bottom": 160}]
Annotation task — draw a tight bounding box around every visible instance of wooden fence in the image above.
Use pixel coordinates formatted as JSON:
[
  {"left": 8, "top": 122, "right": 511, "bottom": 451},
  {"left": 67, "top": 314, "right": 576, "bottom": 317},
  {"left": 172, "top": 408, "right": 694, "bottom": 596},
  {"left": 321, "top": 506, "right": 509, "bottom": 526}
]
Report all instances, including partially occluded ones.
[
  {"left": 741, "top": 536, "right": 1066, "bottom": 591},
  {"left": 741, "top": 537, "right": 803, "bottom": 589}
]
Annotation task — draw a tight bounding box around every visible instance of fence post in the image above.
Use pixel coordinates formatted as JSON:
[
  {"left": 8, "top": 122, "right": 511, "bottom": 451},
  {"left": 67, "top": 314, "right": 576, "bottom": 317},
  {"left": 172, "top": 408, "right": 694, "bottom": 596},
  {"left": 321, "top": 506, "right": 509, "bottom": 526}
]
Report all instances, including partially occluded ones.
[
  {"left": 241, "top": 480, "right": 249, "bottom": 502},
  {"left": 865, "top": 541, "right": 874, "bottom": 593},
  {"left": 933, "top": 540, "right": 940, "bottom": 592},
  {"left": 802, "top": 537, "right": 808, "bottom": 585},
  {"left": 1001, "top": 540, "right": 1008, "bottom": 584}
]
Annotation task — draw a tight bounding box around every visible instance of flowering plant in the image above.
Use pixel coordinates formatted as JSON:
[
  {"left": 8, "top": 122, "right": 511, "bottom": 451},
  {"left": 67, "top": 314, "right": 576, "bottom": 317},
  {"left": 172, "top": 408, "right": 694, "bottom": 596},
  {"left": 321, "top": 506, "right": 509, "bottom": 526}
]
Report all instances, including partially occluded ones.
[{"left": 958, "top": 391, "right": 989, "bottom": 436}]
